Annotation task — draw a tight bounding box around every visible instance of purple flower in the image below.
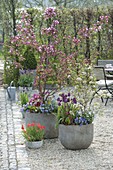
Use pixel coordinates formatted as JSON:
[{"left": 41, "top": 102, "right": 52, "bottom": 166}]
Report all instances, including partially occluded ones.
[
  {"left": 57, "top": 97, "right": 60, "bottom": 101},
  {"left": 61, "top": 93, "right": 64, "bottom": 98},
  {"left": 74, "top": 117, "right": 79, "bottom": 123},
  {"left": 68, "top": 93, "right": 70, "bottom": 97},
  {"left": 72, "top": 98, "right": 77, "bottom": 104},
  {"left": 63, "top": 96, "right": 68, "bottom": 103}
]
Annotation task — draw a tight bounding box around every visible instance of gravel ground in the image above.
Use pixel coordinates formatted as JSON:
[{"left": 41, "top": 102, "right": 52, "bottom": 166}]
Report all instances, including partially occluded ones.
[
  {"left": 25, "top": 98, "right": 113, "bottom": 170},
  {"left": 0, "top": 82, "right": 113, "bottom": 170}
]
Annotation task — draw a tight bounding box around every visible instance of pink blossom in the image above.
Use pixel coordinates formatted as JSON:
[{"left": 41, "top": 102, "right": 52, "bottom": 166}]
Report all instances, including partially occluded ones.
[
  {"left": 73, "top": 37, "right": 80, "bottom": 45},
  {"left": 9, "top": 47, "right": 14, "bottom": 54},
  {"left": 52, "top": 20, "right": 59, "bottom": 27},
  {"left": 44, "top": 7, "right": 56, "bottom": 19}
]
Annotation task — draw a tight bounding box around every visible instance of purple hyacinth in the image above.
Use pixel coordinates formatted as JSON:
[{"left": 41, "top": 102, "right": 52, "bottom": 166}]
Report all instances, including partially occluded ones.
[
  {"left": 58, "top": 102, "right": 61, "bottom": 106},
  {"left": 57, "top": 97, "right": 60, "bottom": 101},
  {"left": 68, "top": 93, "right": 70, "bottom": 97},
  {"left": 72, "top": 98, "right": 77, "bottom": 104}
]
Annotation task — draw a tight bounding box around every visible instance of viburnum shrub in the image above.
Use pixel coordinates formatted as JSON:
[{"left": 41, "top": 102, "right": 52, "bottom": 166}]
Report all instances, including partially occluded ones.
[
  {"left": 56, "top": 58, "right": 105, "bottom": 126},
  {"left": 21, "top": 123, "right": 45, "bottom": 141}
]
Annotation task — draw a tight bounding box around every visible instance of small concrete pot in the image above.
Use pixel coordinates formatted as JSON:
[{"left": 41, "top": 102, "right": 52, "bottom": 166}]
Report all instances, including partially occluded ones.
[
  {"left": 26, "top": 140, "right": 43, "bottom": 149},
  {"left": 25, "top": 112, "right": 58, "bottom": 139},
  {"left": 59, "top": 124, "right": 93, "bottom": 150}
]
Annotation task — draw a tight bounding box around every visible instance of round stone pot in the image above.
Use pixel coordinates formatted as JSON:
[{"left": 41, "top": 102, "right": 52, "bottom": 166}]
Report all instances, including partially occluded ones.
[
  {"left": 59, "top": 124, "right": 93, "bottom": 150},
  {"left": 26, "top": 140, "right": 43, "bottom": 149},
  {"left": 25, "top": 112, "right": 58, "bottom": 139}
]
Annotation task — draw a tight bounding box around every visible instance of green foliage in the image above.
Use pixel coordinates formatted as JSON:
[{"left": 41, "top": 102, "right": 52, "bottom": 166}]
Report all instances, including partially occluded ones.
[
  {"left": 3, "top": 61, "right": 19, "bottom": 86},
  {"left": 19, "top": 92, "right": 29, "bottom": 106},
  {"left": 18, "top": 74, "right": 33, "bottom": 87},
  {"left": 0, "top": 50, "right": 4, "bottom": 59},
  {"left": 3, "top": 64, "right": 14, "bottom": 85},
  {"left": 57, "top": 102, "right": 79, "bottom": 125},
  {"left": 3, "top": 40, "right": 19, "bottom": 86},
  {"left": 21, "top": 47, "right": 37, "bottom": 69}
]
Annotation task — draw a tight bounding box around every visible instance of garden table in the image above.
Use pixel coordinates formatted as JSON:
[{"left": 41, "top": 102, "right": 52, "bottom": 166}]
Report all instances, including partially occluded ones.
[{"left": 105, "top": 67, "right": 113, "bottom": 72}]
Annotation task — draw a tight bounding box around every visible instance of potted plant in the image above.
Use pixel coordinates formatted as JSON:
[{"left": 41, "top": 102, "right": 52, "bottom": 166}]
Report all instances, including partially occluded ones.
[
  {"left": 18, "top": 73, "right": 34, "bottom": 92},
  {"left": 21, "top": 123, "right": 45, "bottom": 149},
  {"left": 19, "top": 92, "right": 29, "bottom": 118},
  {"left": 22, "top": 93, "right": 58, "bottom": 139},
  {"left": 56, "top": 62, "right": 101, "bottom": 150}
]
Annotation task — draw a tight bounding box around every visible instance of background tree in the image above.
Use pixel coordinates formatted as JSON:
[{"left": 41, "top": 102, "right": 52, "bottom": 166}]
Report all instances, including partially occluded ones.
[
  {"left": 1, "top": 0, "right": 22, "bottom": 39},
  {"left": 1, "top": 0, "right": 22, "bottom": 85},
  {"left": 50, "top": 0, "right": 113, "bottom": 8},
  {"left": 22, "top": 0, "right": 48, "bottom": 8}
]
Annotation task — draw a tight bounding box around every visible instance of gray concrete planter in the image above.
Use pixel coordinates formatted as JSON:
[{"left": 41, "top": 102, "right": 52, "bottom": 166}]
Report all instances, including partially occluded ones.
[
  {"left": 59, "top": 124, "right": 93, "bottom": 150},
  {"left": 25, "top": 112, "right": 58, "bottom": 139},
  {"left": 19, "top": 86, "right": 32, "bottom": 92},
  {"left": 20, "top": 111, "right": 26, "bottom": 119},
  {"left": 26, "top": 140, "right": 43, "bottom": 149}
]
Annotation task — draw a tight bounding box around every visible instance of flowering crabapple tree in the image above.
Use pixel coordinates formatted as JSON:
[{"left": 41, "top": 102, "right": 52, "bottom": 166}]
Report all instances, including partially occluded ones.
[
  {"left": 9, "top": 8, "right": 71, "bottom": 103},
  {"left": 9, "top": 7, "right": 109, "bottom": 103}
]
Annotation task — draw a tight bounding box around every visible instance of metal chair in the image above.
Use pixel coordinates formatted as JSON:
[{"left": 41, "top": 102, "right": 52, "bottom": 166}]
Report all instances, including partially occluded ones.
[{"left": 90, "top": 66, "right": 113, "bottom": 106}]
